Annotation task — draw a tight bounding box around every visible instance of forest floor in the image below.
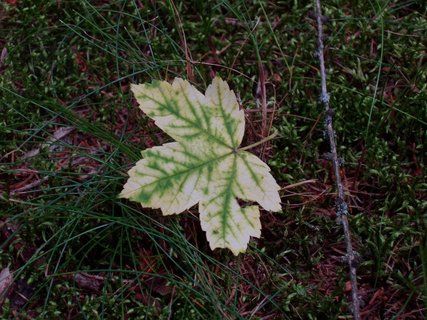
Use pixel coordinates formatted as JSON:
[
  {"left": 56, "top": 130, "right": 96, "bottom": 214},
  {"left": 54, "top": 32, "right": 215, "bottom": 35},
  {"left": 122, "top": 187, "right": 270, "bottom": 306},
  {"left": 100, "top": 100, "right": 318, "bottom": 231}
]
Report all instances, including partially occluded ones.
[{"left": 0, "top": 1, "right": 426, "bottom": 319}]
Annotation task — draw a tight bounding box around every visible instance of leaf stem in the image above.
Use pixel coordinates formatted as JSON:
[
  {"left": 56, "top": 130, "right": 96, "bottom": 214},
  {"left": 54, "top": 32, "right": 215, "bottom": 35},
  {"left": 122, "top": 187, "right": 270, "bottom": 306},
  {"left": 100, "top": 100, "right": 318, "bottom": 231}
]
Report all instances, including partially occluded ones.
[{"left": 238, "top": 130, "right": 278, "bottom": 152}]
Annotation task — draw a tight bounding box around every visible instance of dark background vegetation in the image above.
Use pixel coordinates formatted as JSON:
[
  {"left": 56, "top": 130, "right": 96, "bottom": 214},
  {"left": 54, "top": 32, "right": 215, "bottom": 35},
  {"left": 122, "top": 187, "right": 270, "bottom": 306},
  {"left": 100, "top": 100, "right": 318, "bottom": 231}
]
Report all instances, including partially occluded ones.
[{"left": 0, "top": 0, "right": 426, "bottom": 319}]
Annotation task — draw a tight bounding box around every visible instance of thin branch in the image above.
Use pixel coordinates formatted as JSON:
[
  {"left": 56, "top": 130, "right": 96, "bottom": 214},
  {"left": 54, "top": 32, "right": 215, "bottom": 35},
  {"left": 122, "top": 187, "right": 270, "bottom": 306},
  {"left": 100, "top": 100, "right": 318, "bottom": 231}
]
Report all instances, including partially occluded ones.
[
  {"left": 10, "top": 176, "right": 50, "bottom": 195},
  {"left": 313, "top": 1, "right": 361, "bottom": 319}
]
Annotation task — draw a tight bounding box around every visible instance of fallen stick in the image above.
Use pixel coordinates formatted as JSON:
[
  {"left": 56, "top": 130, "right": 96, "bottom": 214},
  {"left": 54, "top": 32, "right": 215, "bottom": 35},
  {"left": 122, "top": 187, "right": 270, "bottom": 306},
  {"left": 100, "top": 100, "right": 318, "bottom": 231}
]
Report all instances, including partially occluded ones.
[{"left": 313, "top": 1, "right": 361, "bottom": 319}]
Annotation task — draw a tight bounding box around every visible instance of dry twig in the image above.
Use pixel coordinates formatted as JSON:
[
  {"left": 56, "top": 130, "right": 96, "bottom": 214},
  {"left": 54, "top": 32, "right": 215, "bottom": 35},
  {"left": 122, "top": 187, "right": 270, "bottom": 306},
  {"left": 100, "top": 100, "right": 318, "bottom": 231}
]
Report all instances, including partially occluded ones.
[{"left": 313, "top": 1, "right": 361, "bottom": 319}]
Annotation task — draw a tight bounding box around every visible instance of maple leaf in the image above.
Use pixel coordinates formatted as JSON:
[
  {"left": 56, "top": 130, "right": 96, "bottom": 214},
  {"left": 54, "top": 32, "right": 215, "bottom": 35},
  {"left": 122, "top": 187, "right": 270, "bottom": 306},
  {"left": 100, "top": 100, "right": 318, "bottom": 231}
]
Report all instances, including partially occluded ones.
[{"left": 120, "top": 77, "right": 281, "bottom": 255}]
